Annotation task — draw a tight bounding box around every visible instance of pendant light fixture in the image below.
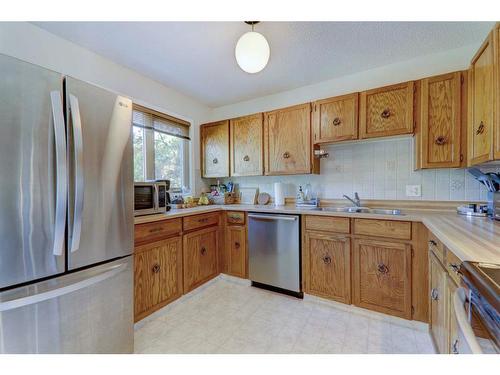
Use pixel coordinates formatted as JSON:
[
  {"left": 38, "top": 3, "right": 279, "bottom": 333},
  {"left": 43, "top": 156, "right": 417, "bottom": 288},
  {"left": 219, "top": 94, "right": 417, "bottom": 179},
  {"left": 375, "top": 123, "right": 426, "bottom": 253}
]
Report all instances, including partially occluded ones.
[{"left": 235, "top": 21, "right": 270, "bottom": 74}]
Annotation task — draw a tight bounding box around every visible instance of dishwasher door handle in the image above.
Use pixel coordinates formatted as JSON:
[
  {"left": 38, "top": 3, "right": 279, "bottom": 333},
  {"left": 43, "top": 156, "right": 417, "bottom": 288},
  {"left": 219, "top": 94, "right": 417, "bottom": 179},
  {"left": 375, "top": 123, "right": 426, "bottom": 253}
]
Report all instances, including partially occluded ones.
[{"left": 248, "top": 214, "right": 297, "bottom": 221}]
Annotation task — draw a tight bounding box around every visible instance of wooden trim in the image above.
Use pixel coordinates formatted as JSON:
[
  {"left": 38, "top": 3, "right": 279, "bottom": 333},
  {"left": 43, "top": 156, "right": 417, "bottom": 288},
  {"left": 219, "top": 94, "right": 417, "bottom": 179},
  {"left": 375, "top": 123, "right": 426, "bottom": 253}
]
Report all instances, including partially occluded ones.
[{"left": 133, "top": 103, "right": 190, "bottom": 127}]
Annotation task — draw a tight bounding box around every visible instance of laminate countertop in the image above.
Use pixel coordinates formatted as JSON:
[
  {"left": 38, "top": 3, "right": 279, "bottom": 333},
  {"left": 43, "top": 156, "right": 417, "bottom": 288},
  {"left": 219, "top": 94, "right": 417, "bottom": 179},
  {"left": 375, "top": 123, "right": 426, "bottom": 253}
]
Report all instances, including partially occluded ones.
[{"left": 134, "top": 204, "right": 500, "bottom": 264}]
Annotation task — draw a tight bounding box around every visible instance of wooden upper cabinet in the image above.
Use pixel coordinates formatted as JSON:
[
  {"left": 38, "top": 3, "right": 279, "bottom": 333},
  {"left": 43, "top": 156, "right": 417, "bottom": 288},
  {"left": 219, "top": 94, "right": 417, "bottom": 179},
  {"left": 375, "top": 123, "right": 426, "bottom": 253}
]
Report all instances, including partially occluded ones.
[
  {"left": 303, "top": 231, "right": 351, "bottom": 304},
  {"left": 264, "top": 103, "right": 314, "bottom": 175},
  {"left": 230, "top": 113, "right": 263, "bottom": 176},
  {"left": 495, "top": 24, "right": 500, "bottom": 160},
  {"left": 313, "top": 93, "right": 359, "bottom": 143},
  {"left": 417, "top": 72, "right": 463, "bottom": 169},
  {"left": 352, "top": 238, "right": 412, "bottom": 319},
  {"left": 360, "top": 82, "right": 414, "bottom": 139},
  {"left": 201, "top": 120, "right": 229, "bottom": 177},
  {"left": 468, "top": 32, "right": 495, "bottom": 165}
]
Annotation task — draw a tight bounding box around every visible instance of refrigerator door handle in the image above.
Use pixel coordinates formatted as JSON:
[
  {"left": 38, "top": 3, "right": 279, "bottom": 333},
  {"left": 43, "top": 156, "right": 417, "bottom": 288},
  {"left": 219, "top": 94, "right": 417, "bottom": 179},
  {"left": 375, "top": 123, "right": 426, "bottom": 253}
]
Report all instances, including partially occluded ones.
[
  {"left": 0, "top": 261, "right": 127, "bottom": 313},
  {"left": 69, "top": 94, "right": 84, "bottom": 253},
  {"left": 50, "top": 91, "right": 67, "bottom": 257}
]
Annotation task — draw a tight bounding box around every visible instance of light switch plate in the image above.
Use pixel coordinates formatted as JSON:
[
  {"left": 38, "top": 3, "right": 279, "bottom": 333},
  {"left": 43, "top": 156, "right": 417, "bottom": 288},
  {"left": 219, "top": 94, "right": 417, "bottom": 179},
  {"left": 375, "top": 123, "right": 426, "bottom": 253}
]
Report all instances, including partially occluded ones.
[{"left": 406, "top": 185, "right": 421, "bottom": 197}]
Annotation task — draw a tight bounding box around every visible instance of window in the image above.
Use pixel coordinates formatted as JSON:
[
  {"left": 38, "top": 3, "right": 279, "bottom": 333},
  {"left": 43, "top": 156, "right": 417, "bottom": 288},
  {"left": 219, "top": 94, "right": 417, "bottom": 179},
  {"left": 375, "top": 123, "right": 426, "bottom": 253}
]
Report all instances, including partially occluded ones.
[{"left": 132, "top": 104, "right": 190, "bottom": 191}]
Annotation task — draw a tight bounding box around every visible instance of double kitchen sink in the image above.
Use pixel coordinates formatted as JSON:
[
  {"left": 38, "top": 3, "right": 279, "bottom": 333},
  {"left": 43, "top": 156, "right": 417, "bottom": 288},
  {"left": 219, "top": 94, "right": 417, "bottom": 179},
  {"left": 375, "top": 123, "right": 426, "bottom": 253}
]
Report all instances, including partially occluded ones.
[{"left": 313, "top": 207, "right": 403, "bottom": 215}]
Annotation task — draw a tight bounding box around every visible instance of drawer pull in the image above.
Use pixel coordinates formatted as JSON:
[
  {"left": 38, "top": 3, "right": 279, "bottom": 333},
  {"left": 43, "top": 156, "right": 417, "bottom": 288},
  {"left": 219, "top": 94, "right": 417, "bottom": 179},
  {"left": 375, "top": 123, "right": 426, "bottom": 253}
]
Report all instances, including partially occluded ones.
[
  {"left": 152, "top": 264, "right": 160, "bottom": 273},
  {"left": 212, "top": 158, "right": 218, "bottom": 164},
  {"left": 431, "top": 288, "right": 439, "bottom": 301},
  {"left": 449, "top": 263, "right": 460, "bottom": 274},
  {"left": 198, "top": 218, "right": 209, "bottom": 223},
  {"left": 332, "top": 117, "right": 341, "bottom": 126},
  {"left": 380, "top": 108, "right": 391, "bottom": 119},
  {"left": 234, "top": 242, "right": 240, "bottom": 249},
  {"left": 435, "top": 136, "right": 447, "bottom": 145},
  {"left": 149, "top": 227, "right": 164, "bottom": 233},
  {"left": 283, "top": 151, "right": 290, "bottom": 159},
  {"left": 429, "top": 240, "right": 437, "bottom": 247},
  {"left": 322, "top": 255, "right": 332, "bottom": 265},
  {"left": 377, "top": 263, "right": 389, "bottom": 274},
  {"left": 476, "top": 121, "right": 485, "bottom": 135},
  {"left": 243, "top": 155, "right": 250, "bottom": 162},
  {"left": 200, "top": 247, "right": 207, "bottom": 255}
]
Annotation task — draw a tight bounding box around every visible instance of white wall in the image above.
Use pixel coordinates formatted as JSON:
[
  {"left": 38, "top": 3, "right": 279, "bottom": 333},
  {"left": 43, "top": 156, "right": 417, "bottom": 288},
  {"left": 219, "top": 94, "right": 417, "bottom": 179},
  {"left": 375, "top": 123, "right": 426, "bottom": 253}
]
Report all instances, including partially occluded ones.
[
  {"left": 207, "top": 43, "right": 498, "bottom": 202},
  {"left": 0, "top": 22, "right": 212, "bottom": 194}
]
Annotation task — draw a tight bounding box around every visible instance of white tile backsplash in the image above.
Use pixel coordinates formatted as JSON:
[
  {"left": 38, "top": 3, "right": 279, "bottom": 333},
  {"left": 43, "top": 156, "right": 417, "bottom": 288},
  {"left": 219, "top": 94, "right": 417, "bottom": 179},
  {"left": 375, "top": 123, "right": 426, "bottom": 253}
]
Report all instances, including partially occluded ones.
[{"left": 219, "top": 137, "right": 498, "bottom": 202}]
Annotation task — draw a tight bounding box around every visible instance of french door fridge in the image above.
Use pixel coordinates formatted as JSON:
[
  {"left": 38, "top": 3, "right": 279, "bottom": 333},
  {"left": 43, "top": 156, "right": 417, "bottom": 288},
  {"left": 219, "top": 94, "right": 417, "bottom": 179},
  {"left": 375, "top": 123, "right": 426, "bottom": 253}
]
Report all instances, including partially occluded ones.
[{"left": 0, "top": 53, "right": 134, "bottom": 353}]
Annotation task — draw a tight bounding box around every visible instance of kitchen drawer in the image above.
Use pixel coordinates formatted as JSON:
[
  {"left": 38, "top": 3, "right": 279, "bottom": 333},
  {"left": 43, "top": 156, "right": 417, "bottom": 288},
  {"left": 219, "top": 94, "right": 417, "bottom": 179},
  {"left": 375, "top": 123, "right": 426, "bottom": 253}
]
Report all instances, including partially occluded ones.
[
  {"left": 135, "top": 218, "right": 182, "bottom": 245},
  {"left": 304, "top": 215, "right": 350, "bottom": 233},
  {"left": 428, "top": 231, "right": 445, "bottom": 263},
  {"left": 353, "top": 219, "right": 411, "bottom": 240},
  {"left": 226, "top": 211, "right": 245, "bottom": 225},
  {"left": 183, "top": 212, "right": 220, "bottom": 232},
  {"left": 445, "top": 247, "right": 461, "bottom": 285}
]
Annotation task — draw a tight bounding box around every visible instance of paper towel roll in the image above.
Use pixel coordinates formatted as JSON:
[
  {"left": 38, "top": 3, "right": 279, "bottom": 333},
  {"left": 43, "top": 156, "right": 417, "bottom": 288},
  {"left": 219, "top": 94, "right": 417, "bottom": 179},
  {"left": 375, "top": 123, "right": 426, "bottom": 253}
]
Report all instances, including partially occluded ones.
[{"left": 274, "top": 182, "right": 285, "bottom": 206}]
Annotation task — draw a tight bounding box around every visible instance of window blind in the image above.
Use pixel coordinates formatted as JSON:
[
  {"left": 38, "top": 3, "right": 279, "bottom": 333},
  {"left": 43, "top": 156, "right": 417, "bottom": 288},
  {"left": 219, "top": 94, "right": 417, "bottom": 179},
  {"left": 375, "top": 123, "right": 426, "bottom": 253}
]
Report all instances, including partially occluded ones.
[{"left": 132, "top": 104, "right": 190, "bottom": 140}]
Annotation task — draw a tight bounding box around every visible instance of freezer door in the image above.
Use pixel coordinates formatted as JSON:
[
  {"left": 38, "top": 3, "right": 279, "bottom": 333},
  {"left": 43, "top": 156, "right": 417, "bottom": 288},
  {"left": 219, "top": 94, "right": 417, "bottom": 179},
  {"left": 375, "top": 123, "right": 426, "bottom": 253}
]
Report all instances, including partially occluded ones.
[
  {"left": 65, "top": 77, "right": 133, "bottom": 270},
  {"left": 0, "top": 256, "right": 133, "bottom": 353},
  {"left": 0, "top": 54, "right": 66, "bottom": 289}
]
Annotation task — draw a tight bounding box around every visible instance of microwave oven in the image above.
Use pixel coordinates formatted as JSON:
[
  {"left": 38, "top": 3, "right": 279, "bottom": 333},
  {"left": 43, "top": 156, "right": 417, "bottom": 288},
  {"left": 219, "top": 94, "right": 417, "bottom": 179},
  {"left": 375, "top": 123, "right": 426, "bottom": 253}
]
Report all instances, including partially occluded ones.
[{"left": 134, "top": 181, "right": 168, "bottom": 216}]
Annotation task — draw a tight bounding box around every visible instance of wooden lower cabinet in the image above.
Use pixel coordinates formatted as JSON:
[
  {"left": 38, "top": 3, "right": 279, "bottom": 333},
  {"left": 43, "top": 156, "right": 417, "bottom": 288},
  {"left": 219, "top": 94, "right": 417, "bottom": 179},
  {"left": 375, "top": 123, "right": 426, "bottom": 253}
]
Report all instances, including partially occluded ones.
[
  {"left": 134, "top": 236, "right": 183, "bottom": 322},
  {"left": 352, "top": 238, "right": 412, "bottom": 319},
  {"left": 183, "top": 226, "right": 219, "bottom": 293},
  {"left": 447, "top": 275, "right": 460, "bottom": 354},
  {"left": 429, "top": 251, "right": 449, "bottom": 354},
  {"left": 303, "top": 231, "right": 351, "bottom": 304},
  {"left": 225, "top": 225, "right": 247, "bottom": 278}
]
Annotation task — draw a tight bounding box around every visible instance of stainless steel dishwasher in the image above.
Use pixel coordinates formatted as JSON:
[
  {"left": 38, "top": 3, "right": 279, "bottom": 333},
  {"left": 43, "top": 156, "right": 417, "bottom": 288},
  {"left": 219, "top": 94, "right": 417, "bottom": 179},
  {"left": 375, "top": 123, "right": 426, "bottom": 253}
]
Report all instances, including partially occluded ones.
[{"left": 248, "top": 213, "right": 301, "bottom": 296}]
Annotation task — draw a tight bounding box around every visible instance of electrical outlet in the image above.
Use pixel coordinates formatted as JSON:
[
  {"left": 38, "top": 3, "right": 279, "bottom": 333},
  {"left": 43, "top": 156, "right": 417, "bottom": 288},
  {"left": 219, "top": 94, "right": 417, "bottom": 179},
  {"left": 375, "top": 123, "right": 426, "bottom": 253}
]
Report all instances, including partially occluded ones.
[{"left": 406, "top": 185, "right": 421, "bottom": 197}]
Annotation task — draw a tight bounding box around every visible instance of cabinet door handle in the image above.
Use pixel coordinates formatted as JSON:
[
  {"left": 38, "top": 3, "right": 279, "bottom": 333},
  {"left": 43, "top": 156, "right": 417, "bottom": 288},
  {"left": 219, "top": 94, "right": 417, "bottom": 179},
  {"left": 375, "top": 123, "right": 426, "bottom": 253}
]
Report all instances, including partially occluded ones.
[
  {"left": 212, "top": 158, "right": 218, "bottom": 164},
  {"left": 152, "top": 264, "right": 160, "bottom": 273},
  {"left": 380, "top": 108, "right": 391, "bottom": 119},
  {"left": 200, "top": 247, "right": 207, "bottom": 255},
  {"left": 243, "top": 155, "right": 250, "bottom": 162},
  {"left": 435, "top": 136, "right": 447, "bottom": 145},
  {"left": 429, "top": 240, "right": 437, "bottom": 247},
  {"left": 476, "top": 121, "right": 485, "bottom": 135},
  {"left": 332, "top": 117, "right": 341, "bottom": 126},
  {"left": 283, "top": 151, "right": 290, "bottom": 159},
  {"left": 234, "top": 242, "right": 240, "bottom": 249},
  {"left": 377, "top": 263, "right": 389, "bottom": 274},
  {"left": 431, "top": 288, "right": 439, "bottom": 301},
  {"left": 452, "top": 339, "right": 459, "bottom": 354},
  {"left": 322, "top": 255, "right": 332, "bottom": 265},
  {"left": 449, "top": 263, "right": 460, "bottom": 274}
]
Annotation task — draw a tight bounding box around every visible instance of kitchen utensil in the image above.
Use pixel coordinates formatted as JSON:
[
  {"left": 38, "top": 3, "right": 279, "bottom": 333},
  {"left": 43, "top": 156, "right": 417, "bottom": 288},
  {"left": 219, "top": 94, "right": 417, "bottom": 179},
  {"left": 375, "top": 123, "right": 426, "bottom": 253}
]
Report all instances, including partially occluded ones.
[{"left": 257, "top": 192, "right": 270, "bottom": 205}]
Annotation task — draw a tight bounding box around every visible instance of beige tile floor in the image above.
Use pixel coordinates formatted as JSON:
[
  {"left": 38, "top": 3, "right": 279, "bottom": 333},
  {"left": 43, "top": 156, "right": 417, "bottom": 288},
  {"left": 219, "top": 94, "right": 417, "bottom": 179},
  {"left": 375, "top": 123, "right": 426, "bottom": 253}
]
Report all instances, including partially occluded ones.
[{"left": 134, "top": 277, "right": 435, "bottom": 354}]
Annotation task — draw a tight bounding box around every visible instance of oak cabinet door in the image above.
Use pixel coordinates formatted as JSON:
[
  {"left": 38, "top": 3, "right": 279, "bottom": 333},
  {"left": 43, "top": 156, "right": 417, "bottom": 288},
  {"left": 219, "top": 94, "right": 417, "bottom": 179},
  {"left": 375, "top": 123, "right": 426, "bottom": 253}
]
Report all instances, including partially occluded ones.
[
  {"left": 469, "top": 32, "right": 494, "bottom": 165},
  {"left": 360, "top": 82, "right": 414, "bottom": 139},
  {"left": 264, "top": 103, "right": 312, "bottom": 175},
  {"left": 352, "top": 239, "right": 412, "bottom": 319},
  {"left": 183, "top": 226, "right": 218, "bottom": 293},
  {"left": 226, "top": 225, "right": 247, "bottom": 278},
  {"left": 134, "top": 236, "right": 183, "bottom": 322},
  {"left": 419, "top": 72, "right": 463, "bottom": 168},
  {"left": 313, "top": 93, "right": 359, "bottom": 143},
  {"left": 495, "top": 25, "right": 500, "bottom": 160},
  {"left": 303, "top": 231, "right": 351, "bottom": 304},
  {"left": 447, "top": 276, "right": 459, "bottom": 354},
  {"left": 201, "top": 120, "right": 229, "bottom": 177},
  {"left": 429, "top": 252, "right": 449, "bottom": 354},
  {"left": 230, "top": 113, "right": 263, "bottom": 176}
]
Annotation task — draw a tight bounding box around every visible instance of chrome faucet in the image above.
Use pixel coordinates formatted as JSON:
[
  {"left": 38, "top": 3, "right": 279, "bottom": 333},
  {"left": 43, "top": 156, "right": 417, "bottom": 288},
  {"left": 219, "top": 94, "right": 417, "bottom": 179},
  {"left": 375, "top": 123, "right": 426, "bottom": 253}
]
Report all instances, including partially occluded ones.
[{"left": 343, "top": 192, "right": 361, "bottom": 207}]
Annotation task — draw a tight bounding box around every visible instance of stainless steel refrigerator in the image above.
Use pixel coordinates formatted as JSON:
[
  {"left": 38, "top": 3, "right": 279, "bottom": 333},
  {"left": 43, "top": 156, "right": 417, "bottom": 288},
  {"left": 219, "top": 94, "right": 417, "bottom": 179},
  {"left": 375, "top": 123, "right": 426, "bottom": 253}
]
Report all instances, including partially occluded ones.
[{"left": 0, "top": 54, "right": 134, "bottom": 353}]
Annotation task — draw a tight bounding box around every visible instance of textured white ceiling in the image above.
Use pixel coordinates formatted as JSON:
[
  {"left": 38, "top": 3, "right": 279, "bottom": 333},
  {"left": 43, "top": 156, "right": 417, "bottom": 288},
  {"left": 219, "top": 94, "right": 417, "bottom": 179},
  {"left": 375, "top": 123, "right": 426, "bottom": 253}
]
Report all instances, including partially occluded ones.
[{"left": 34, "top": 22, "right": 493, "bottom": 107}]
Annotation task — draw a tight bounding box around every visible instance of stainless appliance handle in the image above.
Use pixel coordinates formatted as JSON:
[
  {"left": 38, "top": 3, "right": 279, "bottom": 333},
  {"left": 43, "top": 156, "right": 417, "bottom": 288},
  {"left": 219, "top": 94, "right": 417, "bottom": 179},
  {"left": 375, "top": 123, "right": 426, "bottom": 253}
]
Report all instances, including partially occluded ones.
[
  {"left": 453, "top": 287, "right": 483, "bottom": 354},
  {"left": 0, "top": 262, "right": 127, "bottom": 312},
  {"left": 69, "top": 94, "right": 84, "bottom": 253},
  {"left": 153, "top": 183, "right": 158, "bottom": 210},
  {"left": 248, "top": 214, "right": 298, "bottom": 221},
  {"left": 50, "top": 91, "right": 67, "bottom": 257}
]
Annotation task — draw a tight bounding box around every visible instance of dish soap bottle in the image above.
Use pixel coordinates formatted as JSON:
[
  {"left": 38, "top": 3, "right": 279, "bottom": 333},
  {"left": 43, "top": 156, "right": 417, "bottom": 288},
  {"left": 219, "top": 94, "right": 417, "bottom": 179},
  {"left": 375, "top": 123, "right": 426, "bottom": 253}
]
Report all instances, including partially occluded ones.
[{"left": 296, "top": 186, "right": 305, "bottom": 203}]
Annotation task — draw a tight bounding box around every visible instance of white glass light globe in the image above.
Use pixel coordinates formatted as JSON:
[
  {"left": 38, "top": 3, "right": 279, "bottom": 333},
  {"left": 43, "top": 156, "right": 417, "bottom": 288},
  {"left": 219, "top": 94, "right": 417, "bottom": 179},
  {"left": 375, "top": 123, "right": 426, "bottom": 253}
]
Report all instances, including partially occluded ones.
[{"left": 235, "top": 31, "right": 270, "bottom": 74}]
